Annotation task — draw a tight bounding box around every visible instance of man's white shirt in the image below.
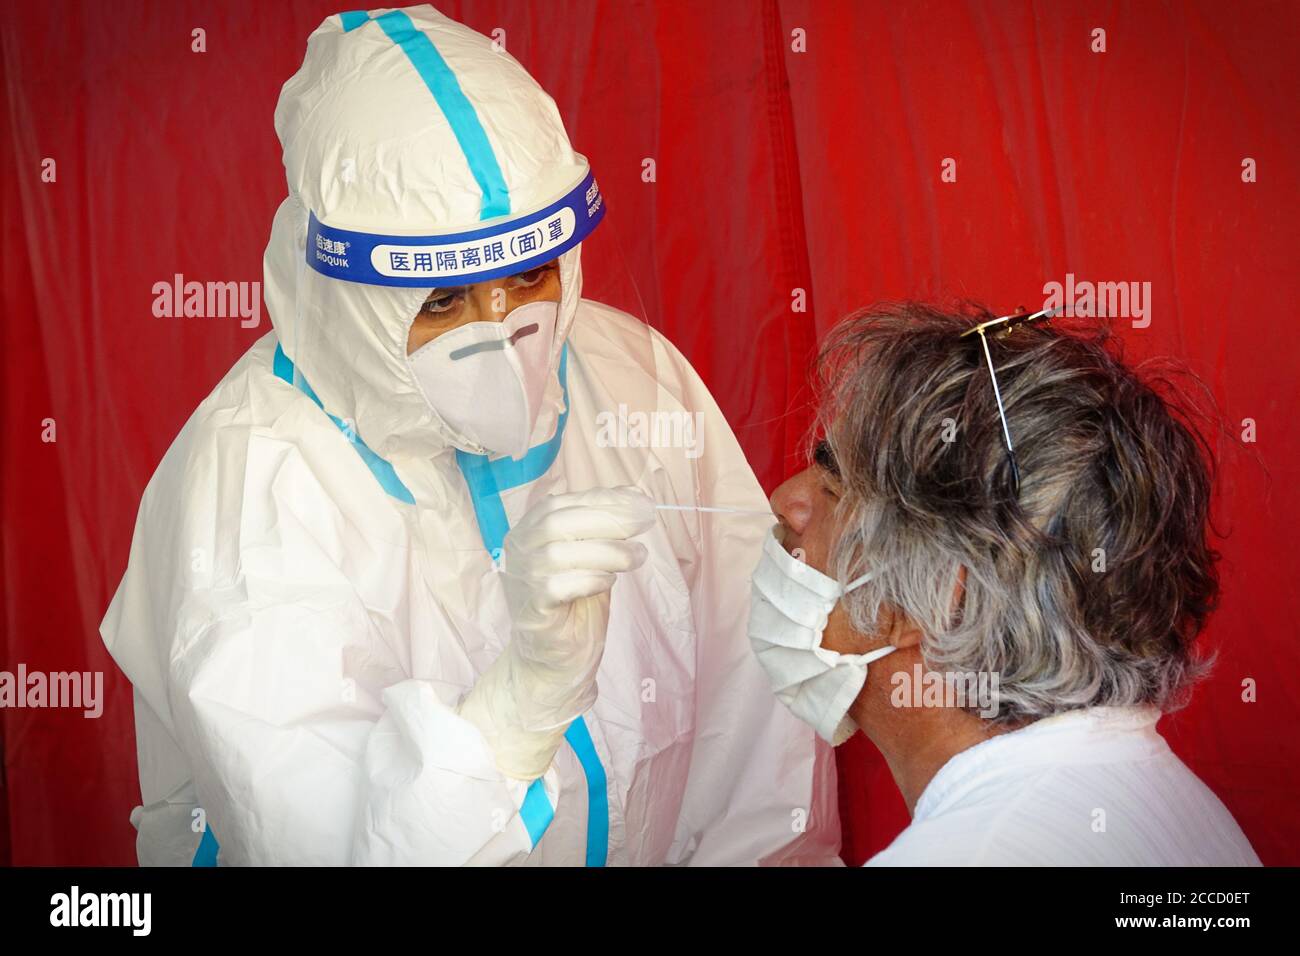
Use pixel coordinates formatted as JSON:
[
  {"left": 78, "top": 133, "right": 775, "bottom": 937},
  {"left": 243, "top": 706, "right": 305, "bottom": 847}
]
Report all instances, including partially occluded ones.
[{"left": 866, "top": 706, "right": 1260, "bottom": 866}]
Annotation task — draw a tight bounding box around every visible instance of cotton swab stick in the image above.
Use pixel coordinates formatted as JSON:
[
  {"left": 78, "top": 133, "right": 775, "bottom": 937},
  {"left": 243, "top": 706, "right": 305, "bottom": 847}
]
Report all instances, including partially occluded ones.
[{"left": 655, "top": 504, "right": 775, "bottom": 516}]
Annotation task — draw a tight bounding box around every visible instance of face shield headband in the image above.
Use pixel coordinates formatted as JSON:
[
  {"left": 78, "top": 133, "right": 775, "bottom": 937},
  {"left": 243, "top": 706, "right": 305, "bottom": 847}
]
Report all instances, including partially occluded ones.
[{"left": 304, "top": 169, "right": 605, "bottom": 288}]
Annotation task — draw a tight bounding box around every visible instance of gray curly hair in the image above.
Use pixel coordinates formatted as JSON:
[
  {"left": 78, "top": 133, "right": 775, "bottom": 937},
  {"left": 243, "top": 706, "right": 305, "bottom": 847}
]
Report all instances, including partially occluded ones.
[{"left": 815, "top": 302, "right": 1221, "bottom": 726}]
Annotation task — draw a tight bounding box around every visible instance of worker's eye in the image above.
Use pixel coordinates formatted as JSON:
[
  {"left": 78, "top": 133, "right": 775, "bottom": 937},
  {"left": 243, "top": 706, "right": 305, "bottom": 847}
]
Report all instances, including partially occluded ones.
[
  {"left": 421, "top": 289, "right": 464, "bottom": 315},
  {"left": 508, "top": 262, "right": 557, "bottom": 291}
]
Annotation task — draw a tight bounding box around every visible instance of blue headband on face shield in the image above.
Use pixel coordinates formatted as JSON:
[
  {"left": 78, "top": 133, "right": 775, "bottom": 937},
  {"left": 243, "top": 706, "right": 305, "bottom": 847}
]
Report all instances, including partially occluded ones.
[{"left": 305, "top": 170, "right": 605, "bottom": 288}]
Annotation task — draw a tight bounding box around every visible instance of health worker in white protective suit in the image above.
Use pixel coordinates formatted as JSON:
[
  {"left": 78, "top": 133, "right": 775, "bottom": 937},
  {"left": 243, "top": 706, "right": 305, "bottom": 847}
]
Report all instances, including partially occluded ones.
[{"left": 99, "top": 5, "right": 842, "bottom": 866}]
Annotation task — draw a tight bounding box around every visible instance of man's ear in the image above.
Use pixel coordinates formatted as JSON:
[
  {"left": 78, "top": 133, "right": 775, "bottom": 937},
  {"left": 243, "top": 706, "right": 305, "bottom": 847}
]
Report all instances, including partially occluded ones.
[
  {"left": 949, "top": 564, "right": 968, "bottom": 626},
  {"left": 882, "top": 604, "right": 924, "bottom": 650}
]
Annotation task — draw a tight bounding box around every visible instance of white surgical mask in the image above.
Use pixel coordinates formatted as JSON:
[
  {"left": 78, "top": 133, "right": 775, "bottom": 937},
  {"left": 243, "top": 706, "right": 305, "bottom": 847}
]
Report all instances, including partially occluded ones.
[
  {"left": 408, "top": 299, "right": 559, "bottom": 460},
  {"left": 748, "top": 525, "right": 895, "bottom": 745}
]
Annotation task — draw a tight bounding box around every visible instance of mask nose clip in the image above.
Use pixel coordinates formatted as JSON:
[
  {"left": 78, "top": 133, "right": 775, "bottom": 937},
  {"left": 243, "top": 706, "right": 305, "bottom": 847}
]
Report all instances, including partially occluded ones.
[{"left": 448, "top": 321, "right": 540, "bottom": 361}]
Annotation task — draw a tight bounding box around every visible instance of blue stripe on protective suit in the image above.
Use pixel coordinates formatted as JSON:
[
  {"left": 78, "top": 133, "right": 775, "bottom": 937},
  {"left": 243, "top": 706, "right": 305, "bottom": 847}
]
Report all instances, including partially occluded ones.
[
  {"left": 273, "top": 343, "right": 416, "bottom": 505},
  {"left": 456, "top": 344, "right": 570, "bottom": 561},
  {"left": 192, "top": 826, "right": 219, "bottom": 866},
  {"left": 519, "top": 777, "right": 556, "bottom": 847},
  {"left": 454, "top": 345, "right": 611, "bottom": 866},
  {"left": 338, "top": 10, "right": 369, "bottom": 31},
  {"left": 336, "top": 8, "right": 509, "bottom": 219},
  {"left": 562, "top": 714, "right": 610, "bottom": 867}
]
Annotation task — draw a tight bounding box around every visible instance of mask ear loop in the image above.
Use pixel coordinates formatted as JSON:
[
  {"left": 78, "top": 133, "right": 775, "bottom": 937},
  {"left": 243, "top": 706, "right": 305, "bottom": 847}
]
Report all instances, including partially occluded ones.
[
  {"left": 836, "top": 564, "right": 898, "bottom": 664},
  {"left": 844, "top": 566, "right": 881, "bottom": 593},
  {"left": 859, "top": 644, "right": 897, "bottom": 665},
  {"left": 844, "top": 571, "right": 872, "bottom": 592}
]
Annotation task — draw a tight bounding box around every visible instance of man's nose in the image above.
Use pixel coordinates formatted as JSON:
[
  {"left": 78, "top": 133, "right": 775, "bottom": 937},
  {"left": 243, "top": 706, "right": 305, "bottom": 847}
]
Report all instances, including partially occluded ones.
[
  {"left": 769, "top": 467, "right": 816, "bottom": 539},
  {"left": 464, "top": 281, "right": 509, "bottom": 323}
]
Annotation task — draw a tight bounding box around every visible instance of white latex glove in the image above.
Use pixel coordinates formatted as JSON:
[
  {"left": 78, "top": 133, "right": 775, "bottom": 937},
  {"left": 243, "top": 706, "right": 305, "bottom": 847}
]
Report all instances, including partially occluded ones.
[{"left": 458, "top": 486, "right": 656, "bottom": 780}]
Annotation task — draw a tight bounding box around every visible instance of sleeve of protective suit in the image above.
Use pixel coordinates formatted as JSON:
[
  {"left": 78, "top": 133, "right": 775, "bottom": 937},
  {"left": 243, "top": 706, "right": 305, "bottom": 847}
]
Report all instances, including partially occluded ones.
[
  {"left": 102, "top": 402, "right": 560, "bottom": 867},
  {"left": 650, "top": 333, "right": 845, "bottom": 866}
]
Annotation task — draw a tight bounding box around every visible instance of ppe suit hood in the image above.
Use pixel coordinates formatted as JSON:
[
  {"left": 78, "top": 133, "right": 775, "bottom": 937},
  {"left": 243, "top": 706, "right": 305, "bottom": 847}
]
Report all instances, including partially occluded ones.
[{"left": 264, "top": 5, "right": 593, "bottom": 460}]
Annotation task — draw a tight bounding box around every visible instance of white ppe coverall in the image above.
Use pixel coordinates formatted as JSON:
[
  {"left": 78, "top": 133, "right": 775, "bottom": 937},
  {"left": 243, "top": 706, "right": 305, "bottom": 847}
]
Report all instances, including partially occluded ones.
[{"left": 100, "top": 4, "right": 841, "bottom": 866}]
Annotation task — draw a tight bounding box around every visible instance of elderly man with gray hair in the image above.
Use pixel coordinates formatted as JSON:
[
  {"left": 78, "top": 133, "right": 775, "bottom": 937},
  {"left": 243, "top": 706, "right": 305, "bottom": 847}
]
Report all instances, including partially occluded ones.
[{"left": 747, "top": 302, "right": 1260, "bottom": 866}]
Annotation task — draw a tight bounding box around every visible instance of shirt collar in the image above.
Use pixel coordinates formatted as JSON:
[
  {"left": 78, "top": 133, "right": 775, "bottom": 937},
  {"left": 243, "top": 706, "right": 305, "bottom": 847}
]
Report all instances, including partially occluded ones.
[{"left": 913, "top": 706, "right": 1164, "bottom": 821}]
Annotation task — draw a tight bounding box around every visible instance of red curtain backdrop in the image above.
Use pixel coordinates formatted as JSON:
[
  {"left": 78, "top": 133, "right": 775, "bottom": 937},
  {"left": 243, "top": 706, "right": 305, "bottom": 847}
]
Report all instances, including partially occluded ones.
[{"left": 3, "top": 0, "right": 1297, "bottom": 866}]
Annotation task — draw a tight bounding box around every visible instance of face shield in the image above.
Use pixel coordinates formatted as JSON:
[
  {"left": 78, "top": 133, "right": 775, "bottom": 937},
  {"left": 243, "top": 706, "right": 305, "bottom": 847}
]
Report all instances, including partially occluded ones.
[{"left": 281, "top": 166, "right": 620, "bottom": 463}]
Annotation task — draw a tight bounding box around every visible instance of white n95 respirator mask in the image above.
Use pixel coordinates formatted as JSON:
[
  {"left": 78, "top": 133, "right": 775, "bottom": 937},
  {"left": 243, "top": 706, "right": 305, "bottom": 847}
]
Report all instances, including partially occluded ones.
[
  {"left": 408, "top": 299, "right": 560, "bottom": 460},
  {"left": 748, "top": 525, "right": 895, "bottom": 746}
]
